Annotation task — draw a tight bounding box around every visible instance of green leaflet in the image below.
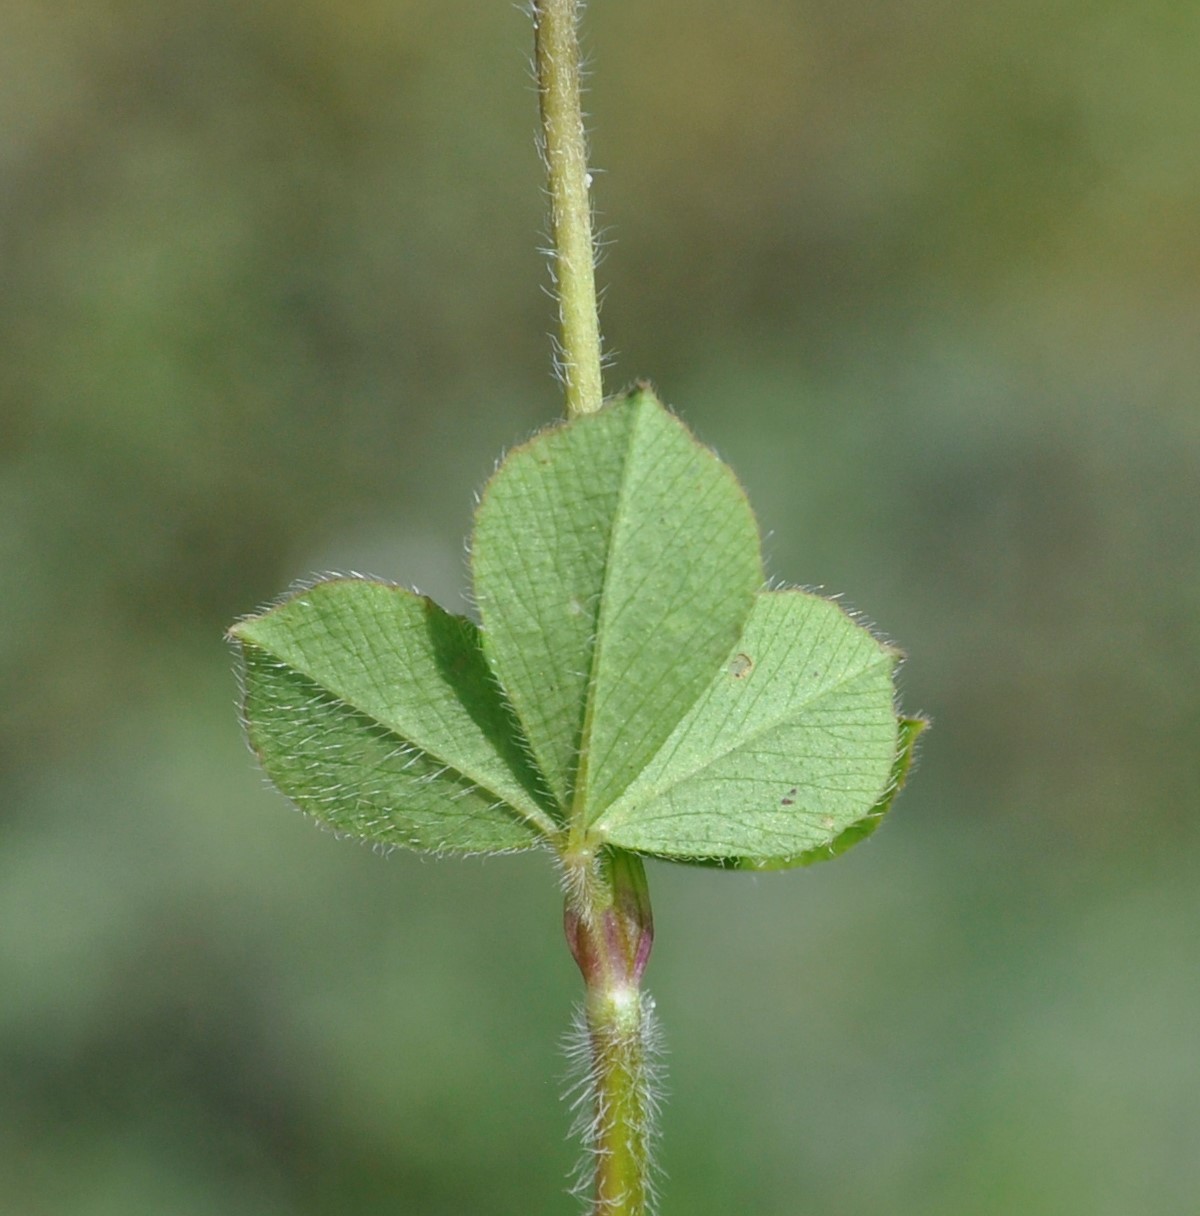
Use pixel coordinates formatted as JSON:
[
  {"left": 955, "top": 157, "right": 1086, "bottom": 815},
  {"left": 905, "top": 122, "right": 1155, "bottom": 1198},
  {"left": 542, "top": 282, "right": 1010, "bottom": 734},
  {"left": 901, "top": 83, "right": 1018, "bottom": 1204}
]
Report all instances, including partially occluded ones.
[
  {"left": 594, "top": 590, "right": 902, "bottom": 862},
  {"left": 230, "top": 580, "right": 555, "bottom": 851},
  {"left": 471, "top": 387, "right": 763, "bottom": 819},
  {"left": 232, "top": 389, "right": 917, "bottom": 862}
]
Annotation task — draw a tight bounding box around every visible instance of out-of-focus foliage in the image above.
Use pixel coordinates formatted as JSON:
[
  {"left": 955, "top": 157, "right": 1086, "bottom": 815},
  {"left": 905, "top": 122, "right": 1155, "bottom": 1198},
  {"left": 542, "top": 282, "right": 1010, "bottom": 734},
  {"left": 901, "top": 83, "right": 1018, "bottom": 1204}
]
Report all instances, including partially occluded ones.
[{"left": 2, "top": 1, "right": 1196, "bottom": 1213}]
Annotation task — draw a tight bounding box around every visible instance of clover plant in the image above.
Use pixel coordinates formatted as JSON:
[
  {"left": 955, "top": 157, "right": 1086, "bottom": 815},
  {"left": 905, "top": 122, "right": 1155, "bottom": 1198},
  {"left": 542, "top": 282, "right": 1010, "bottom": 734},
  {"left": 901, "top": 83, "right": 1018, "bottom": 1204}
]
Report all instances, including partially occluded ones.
[{"left": 229, "top": 3, "right": 923, "bottom": 1212}]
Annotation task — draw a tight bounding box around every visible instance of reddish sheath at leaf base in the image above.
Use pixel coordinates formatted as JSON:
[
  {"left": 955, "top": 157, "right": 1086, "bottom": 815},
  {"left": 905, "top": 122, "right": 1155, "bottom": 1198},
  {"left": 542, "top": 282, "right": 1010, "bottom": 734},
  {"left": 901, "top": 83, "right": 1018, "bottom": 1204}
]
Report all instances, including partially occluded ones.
[{"left": 564, "top": 848, "right": 654, "bottom": 994}]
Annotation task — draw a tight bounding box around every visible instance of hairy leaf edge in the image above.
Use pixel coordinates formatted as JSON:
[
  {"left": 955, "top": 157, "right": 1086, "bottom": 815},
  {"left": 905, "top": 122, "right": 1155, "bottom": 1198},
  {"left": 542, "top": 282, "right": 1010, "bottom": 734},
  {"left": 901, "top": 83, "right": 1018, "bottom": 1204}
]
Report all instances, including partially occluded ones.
[
  {"left": 642, "top": 714, "right": 927, "bottom": 870},
  {"left": 228, "top": 579, "right": 561, "bottom": 844}
]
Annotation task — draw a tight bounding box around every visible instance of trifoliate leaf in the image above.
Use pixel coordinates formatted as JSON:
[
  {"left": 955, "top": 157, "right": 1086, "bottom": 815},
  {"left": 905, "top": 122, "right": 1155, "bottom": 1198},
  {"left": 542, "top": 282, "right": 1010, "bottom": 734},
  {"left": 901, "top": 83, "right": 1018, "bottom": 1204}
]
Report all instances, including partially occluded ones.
[
  {"left": 232, "top": 390, "right": 918, "bottom": 865},
  {"left": 471, "top": 386, "right": 763, "bottom": 822}
]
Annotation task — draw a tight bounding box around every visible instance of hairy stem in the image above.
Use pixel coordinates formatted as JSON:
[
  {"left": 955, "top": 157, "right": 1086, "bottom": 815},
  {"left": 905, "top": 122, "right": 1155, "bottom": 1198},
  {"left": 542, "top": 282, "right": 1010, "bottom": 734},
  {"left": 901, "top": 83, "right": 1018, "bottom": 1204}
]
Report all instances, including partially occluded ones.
[
  {"left": 533, "top": 0, "right": 604, "bottom": 418},
  {"left": 565, "top": 849, "right": 658, "bottom": 1216},
  {"left": 536, "top": 6, "right": 649, "bottom": 1206}
]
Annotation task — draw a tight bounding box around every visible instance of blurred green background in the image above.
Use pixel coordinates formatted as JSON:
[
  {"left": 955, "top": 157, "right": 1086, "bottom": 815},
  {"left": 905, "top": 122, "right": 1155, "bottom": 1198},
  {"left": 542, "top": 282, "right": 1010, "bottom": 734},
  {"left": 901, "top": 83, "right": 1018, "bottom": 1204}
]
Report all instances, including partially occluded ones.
[{"left": 3, "top": 2, "right": 1198, "bottom": 1213}]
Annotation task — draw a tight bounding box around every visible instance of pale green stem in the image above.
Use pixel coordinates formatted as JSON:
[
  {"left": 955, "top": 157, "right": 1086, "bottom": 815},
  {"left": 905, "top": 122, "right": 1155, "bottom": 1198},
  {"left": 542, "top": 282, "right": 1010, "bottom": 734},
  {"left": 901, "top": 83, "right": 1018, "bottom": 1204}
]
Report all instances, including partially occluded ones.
[
  {"left": 533, "top": 0, "right": 604, "bottom": 418},
  {"left": 584, "top": 991, "right": 655, "bottom": 1216},
  {"left": 564, "top": 849, "right": 657, "bottom": 1216},
  {"left": 534, "top": 5, "right": 647, "bottom": 1205}
]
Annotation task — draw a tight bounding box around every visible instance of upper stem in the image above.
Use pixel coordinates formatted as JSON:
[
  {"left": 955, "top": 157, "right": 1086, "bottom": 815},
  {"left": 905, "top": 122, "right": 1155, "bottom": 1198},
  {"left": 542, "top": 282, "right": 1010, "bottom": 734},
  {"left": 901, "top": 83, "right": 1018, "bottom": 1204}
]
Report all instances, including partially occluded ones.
[{"left": 534, "top": 0, "right": 604, "bottom": 418}]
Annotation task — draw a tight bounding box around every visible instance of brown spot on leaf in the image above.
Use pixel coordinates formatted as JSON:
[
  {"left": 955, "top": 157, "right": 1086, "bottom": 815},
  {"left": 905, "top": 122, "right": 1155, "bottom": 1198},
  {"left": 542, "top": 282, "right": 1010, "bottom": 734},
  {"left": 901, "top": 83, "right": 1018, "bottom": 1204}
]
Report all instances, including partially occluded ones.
[{"left": 781, "top": 786, "right": 797, "bottom": 806}]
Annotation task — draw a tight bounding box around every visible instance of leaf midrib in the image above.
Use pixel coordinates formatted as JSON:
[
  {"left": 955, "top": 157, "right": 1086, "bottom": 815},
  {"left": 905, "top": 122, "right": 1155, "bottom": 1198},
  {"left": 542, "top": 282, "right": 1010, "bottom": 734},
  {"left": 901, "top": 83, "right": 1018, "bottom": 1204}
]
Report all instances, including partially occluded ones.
[{"left": 566, "top": 401, "right": 645, "bottom": 831}]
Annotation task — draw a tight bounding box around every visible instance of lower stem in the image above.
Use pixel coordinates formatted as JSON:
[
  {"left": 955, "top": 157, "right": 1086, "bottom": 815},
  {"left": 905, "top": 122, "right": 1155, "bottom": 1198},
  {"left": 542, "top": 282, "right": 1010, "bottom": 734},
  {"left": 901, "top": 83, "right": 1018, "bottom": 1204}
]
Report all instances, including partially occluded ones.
[
  {"left": 565, "top": 849, "right": 657, "bottom": 1215},
  {"left": 584, "top": 989, "right": 656, "bottom": 1215}
]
